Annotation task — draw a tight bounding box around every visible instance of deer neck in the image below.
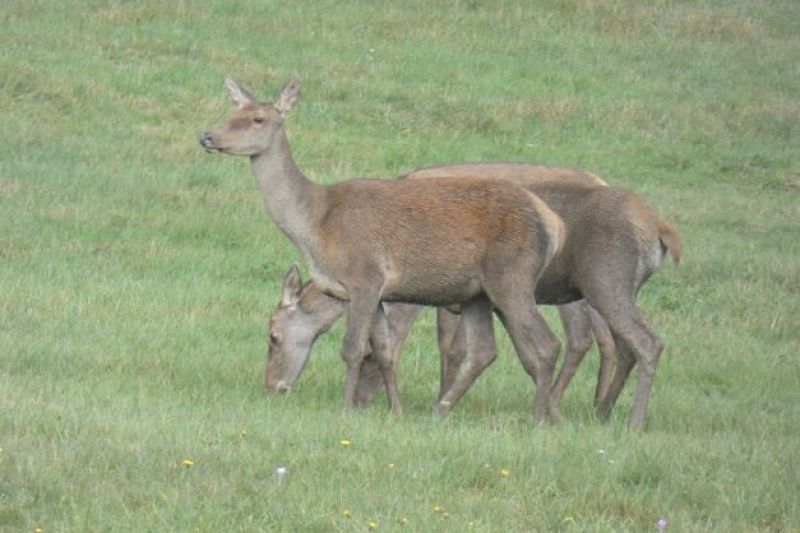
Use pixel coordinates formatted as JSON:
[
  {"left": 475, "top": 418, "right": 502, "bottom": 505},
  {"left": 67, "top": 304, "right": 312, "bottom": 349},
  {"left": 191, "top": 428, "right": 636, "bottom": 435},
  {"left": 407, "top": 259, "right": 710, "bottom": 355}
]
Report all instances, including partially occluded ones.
[{"left": 249, "top": 129, "right": 321, "bottom": 256}]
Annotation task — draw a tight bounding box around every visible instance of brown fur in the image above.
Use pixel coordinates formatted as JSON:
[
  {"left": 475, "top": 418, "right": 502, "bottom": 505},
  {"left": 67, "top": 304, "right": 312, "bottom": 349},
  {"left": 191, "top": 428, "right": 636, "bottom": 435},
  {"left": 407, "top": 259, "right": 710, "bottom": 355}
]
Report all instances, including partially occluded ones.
[
  {"left": 262, "top": 163, "right": 681, "bottom": 429},
  {"left": 404, "top": 163, "right": 608, "bottom": 187},
  {"left": 201, "top": 77, "right": 565, "bottom": 421},
  {"left": 659, "top": 220, "right": 683, "bottom": 264},
  {"left": 400, "top": 169, "right": 682, "bottom": 429}
]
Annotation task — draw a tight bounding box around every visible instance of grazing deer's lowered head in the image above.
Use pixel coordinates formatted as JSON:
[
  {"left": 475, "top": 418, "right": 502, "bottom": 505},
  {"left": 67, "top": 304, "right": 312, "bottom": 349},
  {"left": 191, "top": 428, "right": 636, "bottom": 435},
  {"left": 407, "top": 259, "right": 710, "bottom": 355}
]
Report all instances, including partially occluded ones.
[{"left": 264, "top": 265, "right": 346, "bottom": 393}]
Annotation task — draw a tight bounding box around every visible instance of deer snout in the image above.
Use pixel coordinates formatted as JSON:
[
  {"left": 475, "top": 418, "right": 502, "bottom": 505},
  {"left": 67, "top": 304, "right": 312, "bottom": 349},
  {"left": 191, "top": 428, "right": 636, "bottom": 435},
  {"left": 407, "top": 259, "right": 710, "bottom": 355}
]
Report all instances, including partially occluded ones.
[
  {"left": 264, "top": 380, "right": 291, "bottom": 394},
  {"left": 199, "top": 131, "right": 217, "bottom": 150}
]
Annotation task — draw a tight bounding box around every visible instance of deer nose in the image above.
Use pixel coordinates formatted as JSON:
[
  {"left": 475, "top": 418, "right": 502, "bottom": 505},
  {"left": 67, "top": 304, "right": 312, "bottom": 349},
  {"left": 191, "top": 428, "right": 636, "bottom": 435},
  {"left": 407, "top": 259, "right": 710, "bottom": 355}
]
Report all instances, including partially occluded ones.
[{"left": 199, "top": 131, "right": 214, "bottom": 148}]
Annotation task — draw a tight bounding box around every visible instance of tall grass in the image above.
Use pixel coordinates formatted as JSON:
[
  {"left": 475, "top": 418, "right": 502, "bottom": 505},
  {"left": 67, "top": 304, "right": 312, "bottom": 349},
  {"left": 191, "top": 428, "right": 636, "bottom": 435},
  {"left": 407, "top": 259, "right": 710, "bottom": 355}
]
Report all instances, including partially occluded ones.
[{"left": 1, "top": 0, "right": 798, "bottom": 531}]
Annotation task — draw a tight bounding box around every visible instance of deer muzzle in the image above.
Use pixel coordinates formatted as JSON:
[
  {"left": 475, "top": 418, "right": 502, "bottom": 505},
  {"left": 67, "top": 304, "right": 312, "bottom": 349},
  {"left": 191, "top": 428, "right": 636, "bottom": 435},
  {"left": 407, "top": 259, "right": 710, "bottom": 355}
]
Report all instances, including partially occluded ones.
[{"left": 199, "top": 132, "right": 220, "bottom": 152}]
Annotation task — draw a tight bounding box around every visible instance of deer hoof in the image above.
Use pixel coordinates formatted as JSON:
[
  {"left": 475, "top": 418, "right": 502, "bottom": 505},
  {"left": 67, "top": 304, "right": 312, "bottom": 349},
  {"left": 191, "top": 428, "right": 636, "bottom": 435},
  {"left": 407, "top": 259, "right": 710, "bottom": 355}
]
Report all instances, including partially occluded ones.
[{"left": 434, "top": 401, "right": 452, "bottom": 416}]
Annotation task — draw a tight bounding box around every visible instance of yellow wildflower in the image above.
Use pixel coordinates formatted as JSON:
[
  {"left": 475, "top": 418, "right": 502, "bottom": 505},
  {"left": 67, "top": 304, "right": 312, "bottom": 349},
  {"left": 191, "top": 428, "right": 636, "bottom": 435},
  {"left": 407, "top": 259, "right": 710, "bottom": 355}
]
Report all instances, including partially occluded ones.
[
  {"left": 500, "top": 468, "right": 510, "bottom": 477},
  {"left": 182, "top": 459, "right": 195, "bottom": 467},
  {"left": 396, "top": 517, "right": 408, "bottom": 525},
  {"left": 342, "top": 509, "right": 351, "bottom": 519},
  {"left": 339, "top": 439, "right": 352, "bottom": 448},
  {"left": 367, "top": 520, "right": 378, "bottom": 529},
  {"left": 387, "top": 463, "right": 396, "bottom": 470},
  {"left": 433, "top": 503, "right": 442, "bottom": 512}
]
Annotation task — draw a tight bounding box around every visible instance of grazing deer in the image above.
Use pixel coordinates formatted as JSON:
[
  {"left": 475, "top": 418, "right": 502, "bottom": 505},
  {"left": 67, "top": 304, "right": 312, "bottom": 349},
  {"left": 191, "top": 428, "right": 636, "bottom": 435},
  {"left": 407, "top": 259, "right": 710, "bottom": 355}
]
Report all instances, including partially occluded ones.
[
  {"left": 267, "top": 267, "right": 613, "bottom": 409},
  {"left": 200, "top": 77, "right": 566, "bottom": 421},
  {"left": 263, "top": 165, "right": 682, "bottom": 429}
]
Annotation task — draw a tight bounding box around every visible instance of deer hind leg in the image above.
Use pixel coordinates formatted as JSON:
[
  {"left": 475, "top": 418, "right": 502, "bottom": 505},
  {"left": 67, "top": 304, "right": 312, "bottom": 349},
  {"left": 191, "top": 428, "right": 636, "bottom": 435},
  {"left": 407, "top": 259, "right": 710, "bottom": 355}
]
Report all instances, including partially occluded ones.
[
  {"left": 435, "top": 297, "right": 497, "bottom": 415},
  {"left": 587, "top": 304, "right": 616, "bottom": 405},
  {"left": 595, "top": 333, "right": 636, "bottom": 421},
  {"left": 551, "top": 300, "right": 593, "bottom": 404},
  {"left": 586, "top": 291, "right": 663, "bottom": 430},
  {"left": 487, "top": 281, "right": 562, "bottom": 424},
  {"left": 436, "top": 307, "right": 467, "bottom": 402}
]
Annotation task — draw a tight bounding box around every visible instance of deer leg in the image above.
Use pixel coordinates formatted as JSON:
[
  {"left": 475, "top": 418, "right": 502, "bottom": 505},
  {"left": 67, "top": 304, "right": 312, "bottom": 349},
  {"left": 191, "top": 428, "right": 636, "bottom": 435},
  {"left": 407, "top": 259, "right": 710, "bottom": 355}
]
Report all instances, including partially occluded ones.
[
  {"left": 587, "top": 304, "right": 616, "bottom": 405},
  {"left": 369, "top": 303, "right": 403, "bottom": 415},
  {"left": 353, "top": 352, "right": 382, "bottom": 407},
  {"left": 551, "top": 301, "right": 593, "bottom": 404},
  {"left": 586, "top": 292, "right": 664, "bottom": 430},
  {"left": 354, "top": 303, "right": 422, "bottom": 407},
  {"left": 340, "top": 291, "right": 382, "bottom": 412},
  {"left": 436, "top": 307, "right": 467, "bottom": 402},
  {"left": 497, "top": 306, "right": 563, "bottom": 424},
  {"left": 435, "top": 297, "right": 496, "bottom": 415},
  {"left": 595, "top": 333, "right": 636, "bottom": 421},
  {"left": 487, "top": 277, "right": 562, "bottom": 424},
  {"left": 386, "top": 303, "right": 423, "bottom": 362}
]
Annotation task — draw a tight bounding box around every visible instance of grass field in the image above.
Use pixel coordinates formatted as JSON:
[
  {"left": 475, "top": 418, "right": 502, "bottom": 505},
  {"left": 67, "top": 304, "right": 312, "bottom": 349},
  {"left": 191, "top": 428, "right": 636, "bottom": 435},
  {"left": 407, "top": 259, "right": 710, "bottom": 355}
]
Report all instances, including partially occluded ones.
[{"left": 2, "top": 0, "right": 799, "bottom": 531}]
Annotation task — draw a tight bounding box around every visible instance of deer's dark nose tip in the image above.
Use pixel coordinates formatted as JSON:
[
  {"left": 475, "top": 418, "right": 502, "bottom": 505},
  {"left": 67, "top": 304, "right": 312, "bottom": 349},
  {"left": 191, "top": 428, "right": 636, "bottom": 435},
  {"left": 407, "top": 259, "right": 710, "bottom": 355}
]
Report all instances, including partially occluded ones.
[{"left": 199, "top": 131, "right": 214, "bottom": 148}]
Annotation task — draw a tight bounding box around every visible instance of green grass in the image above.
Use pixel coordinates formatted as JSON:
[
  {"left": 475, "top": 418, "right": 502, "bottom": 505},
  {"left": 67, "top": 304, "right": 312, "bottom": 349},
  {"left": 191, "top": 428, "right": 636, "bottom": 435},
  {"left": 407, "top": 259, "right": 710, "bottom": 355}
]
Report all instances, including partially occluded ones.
[{"left": 2, "top": 0, "right": 799, "bottom": 531}]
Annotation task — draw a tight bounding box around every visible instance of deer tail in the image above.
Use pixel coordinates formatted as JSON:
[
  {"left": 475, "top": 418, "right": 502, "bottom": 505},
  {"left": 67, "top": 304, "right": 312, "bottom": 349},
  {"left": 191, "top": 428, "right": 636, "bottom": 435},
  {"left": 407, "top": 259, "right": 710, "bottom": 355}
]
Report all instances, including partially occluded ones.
[{"left": 658, "top": 220, "right": 683, "bottom": 265}]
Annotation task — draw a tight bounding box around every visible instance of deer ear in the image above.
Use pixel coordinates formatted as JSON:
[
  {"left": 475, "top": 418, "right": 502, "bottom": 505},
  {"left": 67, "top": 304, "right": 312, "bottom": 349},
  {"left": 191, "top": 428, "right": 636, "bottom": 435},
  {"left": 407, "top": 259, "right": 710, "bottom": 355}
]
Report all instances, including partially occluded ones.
[
  {"left": 276, "top": 76, "right": 301, "bottom": 116},
  {"left": 224, "top": 76, "right": 255, "bottom": 108},
  {"left": 281, "top": 264, "right": 303, "bottom": 307}
]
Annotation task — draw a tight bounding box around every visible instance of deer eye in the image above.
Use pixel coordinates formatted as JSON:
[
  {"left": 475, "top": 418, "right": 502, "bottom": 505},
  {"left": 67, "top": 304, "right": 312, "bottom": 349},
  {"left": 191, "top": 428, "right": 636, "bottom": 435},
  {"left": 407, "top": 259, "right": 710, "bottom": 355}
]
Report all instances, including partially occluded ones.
[{"left": 254, "top": 116, "right": 266, "bottom": 124}]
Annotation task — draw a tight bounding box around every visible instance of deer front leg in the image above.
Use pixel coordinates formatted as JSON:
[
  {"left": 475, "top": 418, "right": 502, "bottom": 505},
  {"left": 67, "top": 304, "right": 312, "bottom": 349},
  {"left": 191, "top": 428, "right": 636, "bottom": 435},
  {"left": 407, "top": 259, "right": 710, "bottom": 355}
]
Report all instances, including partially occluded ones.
[
  {"left": 354, "top": 303, "right": 422, "bottom": 407},
  {"left": 435, "top": 297, "right": 497, "bottom": 415},
  {"left": 340, "top": 291, "right": 382, "bottom": 412},
  {"left": 353, "top": 353, "right": 382, "bottom": 408},
  {"left": 436, "top": 307, "right": 466, "bottom": 403},
  {"left": 369, "top": 303, "right": 403, "bottom": 415}
]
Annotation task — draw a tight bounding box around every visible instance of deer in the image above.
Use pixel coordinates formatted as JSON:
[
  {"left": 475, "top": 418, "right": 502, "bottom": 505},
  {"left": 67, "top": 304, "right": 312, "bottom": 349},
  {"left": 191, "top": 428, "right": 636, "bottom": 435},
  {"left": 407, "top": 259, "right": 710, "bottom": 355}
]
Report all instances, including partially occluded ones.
[
  {"left": 268, "top": 267, "right": 613, "bottom": 408},
  {"left": 264, "top": 163, "right": 617, "bottom": 409},
  {"left": 262, "top": 164, "right": 682, "bottom": 429},
  {"left": 199, "top": 76, "right": 567, "bottom": 422}
]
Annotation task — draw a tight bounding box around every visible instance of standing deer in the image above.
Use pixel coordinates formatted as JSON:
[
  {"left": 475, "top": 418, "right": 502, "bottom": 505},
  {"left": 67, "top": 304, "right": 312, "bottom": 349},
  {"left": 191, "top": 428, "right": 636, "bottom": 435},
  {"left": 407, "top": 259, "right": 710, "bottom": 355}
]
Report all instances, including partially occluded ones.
[
  {"left": 262, "top": 165, "right": 682, "bottom": 429},
  {"left": 200, "top": 77, "right": 566, "bottom": 422}
]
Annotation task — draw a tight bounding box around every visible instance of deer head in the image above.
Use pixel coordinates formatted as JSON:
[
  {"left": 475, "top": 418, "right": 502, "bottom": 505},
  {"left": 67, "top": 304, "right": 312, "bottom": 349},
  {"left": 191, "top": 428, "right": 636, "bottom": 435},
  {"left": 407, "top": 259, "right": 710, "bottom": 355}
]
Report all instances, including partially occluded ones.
[
  {"left": 200, "top": 76, "right": 300, "bottom": 157},
  {"left": 263, "top": 265, "right": 345, "bottom": 393}
]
